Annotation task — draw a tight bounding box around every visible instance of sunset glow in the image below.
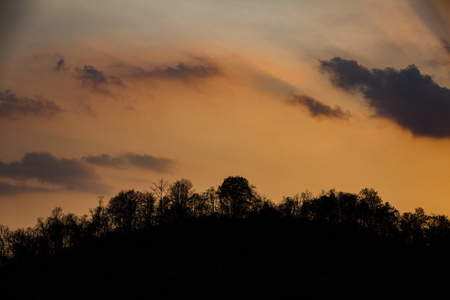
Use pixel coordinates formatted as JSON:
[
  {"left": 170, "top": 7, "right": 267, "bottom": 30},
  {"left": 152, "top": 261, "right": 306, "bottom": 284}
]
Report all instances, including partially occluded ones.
[{"left": 1, "top": 0, "right": 450, "bottom": 229}]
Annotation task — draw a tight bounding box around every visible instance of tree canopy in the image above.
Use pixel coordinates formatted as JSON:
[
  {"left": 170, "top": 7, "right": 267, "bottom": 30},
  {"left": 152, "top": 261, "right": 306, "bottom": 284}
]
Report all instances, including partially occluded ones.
[{"left": 1, "top": 175, "right": 450, "bottom": 269}]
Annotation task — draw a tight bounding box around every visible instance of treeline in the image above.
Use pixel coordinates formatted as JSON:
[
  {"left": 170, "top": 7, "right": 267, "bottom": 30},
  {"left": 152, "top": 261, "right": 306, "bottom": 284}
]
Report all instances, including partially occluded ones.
[{"left": 1, "top": 175, "right": 450, "bottom": 267}]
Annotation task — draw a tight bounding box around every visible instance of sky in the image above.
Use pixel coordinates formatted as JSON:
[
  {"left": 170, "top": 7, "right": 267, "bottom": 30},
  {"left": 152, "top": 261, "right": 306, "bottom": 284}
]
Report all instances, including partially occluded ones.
[{"left": 1, "top": 0, "right": 450, "bottom": 229}]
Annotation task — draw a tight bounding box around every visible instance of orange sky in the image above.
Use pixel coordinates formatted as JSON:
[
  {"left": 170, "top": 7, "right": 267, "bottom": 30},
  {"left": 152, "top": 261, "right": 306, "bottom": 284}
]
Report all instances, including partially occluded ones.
[{"left": 1, "top": 0, "right": 450, "bottom": 229}]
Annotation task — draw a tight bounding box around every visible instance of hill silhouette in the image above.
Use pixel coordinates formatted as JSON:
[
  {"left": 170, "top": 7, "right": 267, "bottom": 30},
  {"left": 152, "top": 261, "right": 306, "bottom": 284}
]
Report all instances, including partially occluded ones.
[{"left": 1, "top": 176, "right": 450, "bottom": 298}]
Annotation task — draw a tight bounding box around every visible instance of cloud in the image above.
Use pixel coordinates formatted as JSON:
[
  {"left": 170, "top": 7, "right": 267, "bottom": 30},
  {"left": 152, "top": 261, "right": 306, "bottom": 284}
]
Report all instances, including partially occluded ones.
[
  {"left": 408, "top": 0, "right": 450, "bottom": 44},
  {"left": 0, "top": 89, "right": 64, "bottom": 120},
  {"left": 287, "top": 92, "right": 351, "bottom": 120},
  {"left": 83, "top": 153, "right": 175, "bottom": 173},
  {"left": 442, "top": 39, "right": 450, "bottom": 54},
  {"left": 441, "top": 39, "right": 450, "bottom": 65},
  {"left": 55, "top": 57, "right": 66, "bottom": 71},
  {"left": 0, "top": 181, "right": 50, "bottom": 195},
  {"left": 74, "top": 65, "right": 124, "bottom": 92},
  {"left": 149, "top": 62, "right": 219, "bottom": 79},
  {"left": 319, "top": 57, "right": 450, "bottom": 138},
  {"left": 0, "top": 152, "right": 110, "bottom": 194},
  {"left": 115, "top": 58, "right": 220, "bottom": 81},
  {"left": 250, "top": 71, "right": 298, "bottom": 98}
]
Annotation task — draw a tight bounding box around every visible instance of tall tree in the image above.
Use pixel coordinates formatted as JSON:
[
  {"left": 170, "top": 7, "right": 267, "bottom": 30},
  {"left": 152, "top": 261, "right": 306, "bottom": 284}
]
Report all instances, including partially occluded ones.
[
  {"left": 167, "top": 178, "right": 195, "bottom": 220},
  {"left": 217, "top": 176, "right": 255, "bottom": 218},
  {"left": 400, "top": 207, "right": 429, "bottom": 246},
  {"left": 137, "top": 191, "right": 156, "bottom": 229},
  {"left": 107, "top": 190, "right": 141, "bottom": 233},
  {"left": 46, "top": 207, "right": 65, "bottom": 255},
  {"left": 150, "top": 179, "right": 170, "bottom": 224},
  {"left": 204, "top": 187, "right": 218, "bottom": 217},
  {"left": 107, "top": 190, "right": 156, "bottom": 232},
  {"left": 89, "top": 197, "right": 110, "bottom": 238}
]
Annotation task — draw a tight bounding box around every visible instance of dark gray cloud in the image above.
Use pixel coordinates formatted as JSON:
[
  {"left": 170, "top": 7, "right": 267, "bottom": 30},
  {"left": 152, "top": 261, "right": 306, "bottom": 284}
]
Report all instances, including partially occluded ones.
[
  {"left": 149, "top": 62, "right": 219, "bottom": 79},
  {"left": 0, "top": 89, "right": 63, "bottom": 120},
  {"left": 442, "top": 39, "right": 450, "bottom": 55},
  {"left": 83, "top": 153, "right": 175, "bottom": 173},
  {"left": 55, "top": 57, "right": 66, "bottom": 71},
  {"left": 287, "top": 93, "right": 351, "bottom": 120},
  {"left": 320, "top": 57, "right": 450, "bottom": 138},
  {"left": 74, "top": 65, "right": 124, "bottom": 92},
  {"left": 0, "top": 152, "right": 110, "bottom": 194},
  {"left": 114, "top": 59, "right": 220, "bottom": 81}
]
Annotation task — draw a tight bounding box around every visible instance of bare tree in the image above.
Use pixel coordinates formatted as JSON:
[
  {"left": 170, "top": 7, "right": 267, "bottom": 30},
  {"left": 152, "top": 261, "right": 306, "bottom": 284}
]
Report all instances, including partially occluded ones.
[{"left": 150, "top": 178, "right": 170, "bottom": 224}]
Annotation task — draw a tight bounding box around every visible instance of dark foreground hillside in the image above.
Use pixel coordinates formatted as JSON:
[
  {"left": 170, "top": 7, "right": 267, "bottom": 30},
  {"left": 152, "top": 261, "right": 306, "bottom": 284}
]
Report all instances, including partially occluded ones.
[{"left": 1, "top": 217, "right": 449, "bottom": 299}]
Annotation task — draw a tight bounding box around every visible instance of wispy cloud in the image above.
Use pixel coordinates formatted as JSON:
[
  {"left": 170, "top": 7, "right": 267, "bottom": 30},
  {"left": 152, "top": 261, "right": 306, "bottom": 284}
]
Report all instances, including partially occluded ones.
[
  {"left": 0, "top": 181, "right": 50, "bottom": 195},
  {"left": 287, "top": 92, "right": 351, "bottom": 120},
  {"left": 408, "top": 0, "right": 450, "bottom": 44},
  {"left": 74, "top": 65, "right": 124, "bottom": 93},
  {"left": 0, "top": 89, "right": 63, "bottom": 120},
  {"left": 0, "top": 152, "right": 110, "bottom": 194},
  {"left": 115, "top": 57, "right": 220, "bottom": 82},
  {"left": 82, "top": 153, "right": 176, "bottom": 173},
  {"left": 148, "top": 62, "right": 219, "bottom": 79},
  {"left": 320, "top": 57, "right": 450, "bottom": 138}
]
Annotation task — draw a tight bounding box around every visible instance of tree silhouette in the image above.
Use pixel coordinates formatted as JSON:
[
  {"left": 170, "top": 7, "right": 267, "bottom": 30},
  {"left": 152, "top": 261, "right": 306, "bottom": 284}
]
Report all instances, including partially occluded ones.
[
  {"left": 10, "top": 227, "right": 35, "bottom": 263},
  {"left": 137, "top": 191, "right": 157, "bottom": 229},
  {"left": 191, "top": 192, "right": 210, "bottom": 217},
  {"left": 89, "top": 197, "right": 110, "bottom": 238},
  {"left": 400, "top": 207, "right": 429, "bottom": 246},
  {"left": 107, "top": 189, "right": 156, "bottom": 232},
  {"left": 217, "top": 176, "right": 255, "bottom": 218},
  {"left": 426, "top": 214, "right": 450, "bottom": 248},
  {"left": 3, "top": 172, "right": 450, "bottom": 299},
  {"left": 45, "top": 207, "right": 65, "bottom": 255},
  {"left": 167, "top": 178, "right": 195, "bottom": 220},
  {"left": 204, "top": 187, "right": 218, "bottom": 217},
  {"left": 150, "top": 178, "right": 170, "bottom": 224},
  {"left": 278, "top": 194, "right": 302, "bottom": 218},
  {"left": 0, "top": 225, "right": 12, "bottom": 267}
]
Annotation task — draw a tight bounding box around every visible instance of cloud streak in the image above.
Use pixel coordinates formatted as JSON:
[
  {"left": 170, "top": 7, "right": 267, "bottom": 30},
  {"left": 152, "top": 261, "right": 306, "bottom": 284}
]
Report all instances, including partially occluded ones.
[
  {"left": 115, "top": 58, "right": 220, "bottom": 82},
  {"left": 408, "top": 0, "right": 450, "bottom": 44},
  {"left": 0, "top": 181, "right": 50, "bottom": 195},
  {"left": 82, "top": 153, "right": 176, "bottom": 173},
  {"left": 0, "top": 152, "right": 110, "bottom": 194},
  {"left": 320, "top": 57, "right": 450, "bottom": 138},
  {"left": 287, "top": 93, "right": 351, "bottom": 120},
  {"left": 74, "top": 65, "right": 124, "bottom": 92},
  {"left": 148, "top": 62, "right": 219, "bottom": 79},
  {"left": 0, "top": 89, "right": 63, "bottom": 120}
]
